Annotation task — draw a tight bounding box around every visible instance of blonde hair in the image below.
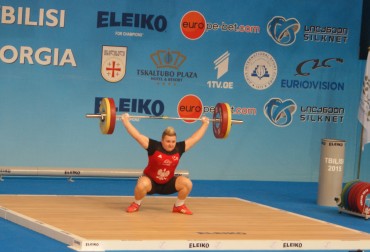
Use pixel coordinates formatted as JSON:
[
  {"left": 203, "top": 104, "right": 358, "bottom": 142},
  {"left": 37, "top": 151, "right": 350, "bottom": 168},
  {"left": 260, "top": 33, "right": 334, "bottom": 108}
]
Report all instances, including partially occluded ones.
[{"left": 162, "top": 126, "right": 176, "bottom": 139}]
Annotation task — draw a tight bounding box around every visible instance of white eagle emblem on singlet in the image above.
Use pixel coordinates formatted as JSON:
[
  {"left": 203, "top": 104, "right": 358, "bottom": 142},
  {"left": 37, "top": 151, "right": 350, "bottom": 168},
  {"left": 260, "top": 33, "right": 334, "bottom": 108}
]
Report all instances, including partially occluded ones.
[{"left": 156, "top": 169, "right": 170, "bottom": 181}]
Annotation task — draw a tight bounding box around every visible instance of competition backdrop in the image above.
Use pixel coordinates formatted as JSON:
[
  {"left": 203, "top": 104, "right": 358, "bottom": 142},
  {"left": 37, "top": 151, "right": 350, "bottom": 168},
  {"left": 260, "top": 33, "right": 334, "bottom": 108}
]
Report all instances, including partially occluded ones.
[{"left": 0, "top": 0, "right": 369, "bottom": 182}]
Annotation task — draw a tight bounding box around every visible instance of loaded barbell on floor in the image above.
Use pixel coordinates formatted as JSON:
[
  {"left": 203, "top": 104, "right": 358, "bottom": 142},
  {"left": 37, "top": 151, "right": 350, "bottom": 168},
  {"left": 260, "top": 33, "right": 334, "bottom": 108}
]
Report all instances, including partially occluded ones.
[{"left": 85, "top": 97, "right": 244, "bottom": 139}]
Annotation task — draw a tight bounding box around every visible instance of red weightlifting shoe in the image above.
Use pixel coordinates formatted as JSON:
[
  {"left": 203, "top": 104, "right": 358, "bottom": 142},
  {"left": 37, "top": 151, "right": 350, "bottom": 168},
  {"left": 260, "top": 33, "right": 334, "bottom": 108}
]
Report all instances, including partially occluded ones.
[
  {"left": 126, "top": 202, "right": 140, "bottom": 213},
  {"left": 172, "top": 204, "right": 193, "bottom": 215}
]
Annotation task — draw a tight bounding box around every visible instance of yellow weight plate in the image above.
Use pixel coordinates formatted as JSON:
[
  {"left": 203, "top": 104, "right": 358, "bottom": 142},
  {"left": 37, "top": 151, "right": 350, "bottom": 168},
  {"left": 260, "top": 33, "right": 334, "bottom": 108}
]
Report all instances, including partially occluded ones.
[
  {"left": 99, "top": 98, "right": 116, "bottom": 134},
  {"left": 222, "top": 102, "right": 232, "bottom": 139}
]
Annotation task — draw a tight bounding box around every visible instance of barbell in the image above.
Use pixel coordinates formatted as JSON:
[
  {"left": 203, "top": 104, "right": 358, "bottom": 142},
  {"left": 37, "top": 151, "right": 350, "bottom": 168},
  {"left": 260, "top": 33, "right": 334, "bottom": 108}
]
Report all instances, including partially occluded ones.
[{"left": 85, "top": 97, "right": 244, "bottom": 139}]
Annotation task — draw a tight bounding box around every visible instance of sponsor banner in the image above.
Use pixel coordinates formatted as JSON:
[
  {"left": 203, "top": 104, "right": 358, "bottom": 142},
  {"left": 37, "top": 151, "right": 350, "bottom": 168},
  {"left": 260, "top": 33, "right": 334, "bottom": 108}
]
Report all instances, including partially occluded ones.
[{"left": 0, "top": 0, "right": 367, "bottom": 182}]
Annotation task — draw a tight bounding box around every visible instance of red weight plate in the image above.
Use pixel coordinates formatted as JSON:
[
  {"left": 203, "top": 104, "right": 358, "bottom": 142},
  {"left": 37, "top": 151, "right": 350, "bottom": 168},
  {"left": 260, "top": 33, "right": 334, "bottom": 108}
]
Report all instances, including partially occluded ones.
[
  {"left": 349, "top": 182, "right": 365, "bottom": 212},
  {"left": 217, "top": 103, "right": 228, "bottom": 139},
  {"left": 361, "top": 188, "right": 370, "bottom": 215},
  {"left": 351, "top": 182, "right": 367, "bottom": 213},
  {"left": 355, "top": 182, "right": 370, "bottom": 214},
  {"left": 345, "top": 181, "right": 361, "bottom": 210},
  {"left": 212, "top": 103, "right": 220, "bottom": 137},
  {"left": 217, "top": 103, "right": 230, "bottom": 139},
  {"left": 213, "top": 103, "right": 224, "bottom": 139}
]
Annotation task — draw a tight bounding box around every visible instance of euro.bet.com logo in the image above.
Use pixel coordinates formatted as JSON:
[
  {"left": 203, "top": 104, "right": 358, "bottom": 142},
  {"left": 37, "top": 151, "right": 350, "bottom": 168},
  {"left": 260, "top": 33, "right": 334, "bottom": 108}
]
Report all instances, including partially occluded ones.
[{"left": 180, "top": 11, "right": 206, "bottom": 40}]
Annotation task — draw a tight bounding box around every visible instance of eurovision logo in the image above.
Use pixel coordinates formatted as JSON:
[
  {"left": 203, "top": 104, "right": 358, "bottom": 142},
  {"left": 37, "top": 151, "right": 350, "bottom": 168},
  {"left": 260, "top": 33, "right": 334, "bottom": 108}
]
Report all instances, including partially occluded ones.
[{"left": 101, "top": 45, "right": 127, "bottom": 83}]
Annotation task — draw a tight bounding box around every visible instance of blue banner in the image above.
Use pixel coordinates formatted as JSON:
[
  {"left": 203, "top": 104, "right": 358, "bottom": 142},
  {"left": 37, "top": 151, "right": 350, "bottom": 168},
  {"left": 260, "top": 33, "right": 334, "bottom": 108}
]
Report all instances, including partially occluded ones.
[{"left": 0, "top": 0, "right": 367, "bottom": 182}]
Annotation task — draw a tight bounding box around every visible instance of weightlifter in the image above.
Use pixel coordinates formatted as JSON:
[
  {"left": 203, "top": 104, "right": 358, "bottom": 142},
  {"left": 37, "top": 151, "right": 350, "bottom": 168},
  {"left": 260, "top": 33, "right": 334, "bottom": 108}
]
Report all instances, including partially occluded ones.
[{"left": 121, "top": 113, "right": 209, "bottom": 215}]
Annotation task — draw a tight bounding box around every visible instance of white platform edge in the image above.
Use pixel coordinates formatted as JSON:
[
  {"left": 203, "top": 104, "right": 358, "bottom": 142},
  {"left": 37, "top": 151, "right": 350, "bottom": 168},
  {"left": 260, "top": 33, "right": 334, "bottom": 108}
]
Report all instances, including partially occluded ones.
[
  {"left": 0, "top": 206, "right": 84, "bottom": 249},
  {"left": 74, "top": 239, "right": 370, "bottom": 251},
  {"left": 1, "top": 197, "right": 370, "bottom": 251}
]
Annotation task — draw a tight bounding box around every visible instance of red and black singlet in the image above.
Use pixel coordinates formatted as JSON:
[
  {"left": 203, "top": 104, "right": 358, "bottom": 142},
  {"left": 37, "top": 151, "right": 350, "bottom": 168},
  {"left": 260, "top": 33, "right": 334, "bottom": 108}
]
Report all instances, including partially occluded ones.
[{"left": 143, "top": 138, "right": 185, "bottom": 184}]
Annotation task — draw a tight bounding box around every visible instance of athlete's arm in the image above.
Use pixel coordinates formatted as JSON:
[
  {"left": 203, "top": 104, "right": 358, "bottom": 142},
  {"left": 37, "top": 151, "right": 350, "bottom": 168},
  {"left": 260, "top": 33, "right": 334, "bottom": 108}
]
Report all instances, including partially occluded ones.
[
  {"left": 184, "top": 116, "right": 209, "bottom": 152},
  {"left": 121, "top": 113, "right": 149, "bottom": 149}
]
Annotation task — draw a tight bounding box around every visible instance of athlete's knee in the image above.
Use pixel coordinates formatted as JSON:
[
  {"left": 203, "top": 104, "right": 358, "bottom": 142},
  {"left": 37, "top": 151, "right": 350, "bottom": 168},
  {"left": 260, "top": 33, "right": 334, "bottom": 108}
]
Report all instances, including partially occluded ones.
[
  {"left": 185, "top": 178, "right": 193, "bottom": 191},
  {"left": 136, "top": 176, "right": 152, "bottom": 192},
  {"left": 176, "top": 176, "right": 192, "bottom": 192}
]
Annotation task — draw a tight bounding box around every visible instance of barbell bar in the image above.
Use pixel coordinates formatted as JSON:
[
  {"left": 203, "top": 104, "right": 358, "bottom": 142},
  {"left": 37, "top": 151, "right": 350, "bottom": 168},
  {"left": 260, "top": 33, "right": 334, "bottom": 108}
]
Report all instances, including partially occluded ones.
[
  {"left": 86, "top": 97, "right": 244, "bottom": 139},
  {"left": 85, "top": 113, "right": 244, "bottom": 124}
]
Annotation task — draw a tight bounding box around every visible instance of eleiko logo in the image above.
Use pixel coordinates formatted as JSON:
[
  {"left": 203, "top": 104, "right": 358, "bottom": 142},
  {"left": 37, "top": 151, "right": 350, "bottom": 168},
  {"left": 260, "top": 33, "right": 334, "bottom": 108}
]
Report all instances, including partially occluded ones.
[
  {"left": 97, "top": 12, "right": 167, "bottom": 32},
  {"left": 180, "top": 11, "right": 206, "bottom": 40},
  {"left": 264, "top": 98, "right": 297, "bottom": 127},
  {"left": 94, "top": 97, "right": 165, "bottom": 116},
  {"left": 177, "top": 94, "right": 203, "bottom": 123},
  {"left": 267, "top": 16, "right": 300, "bottom": 46}
]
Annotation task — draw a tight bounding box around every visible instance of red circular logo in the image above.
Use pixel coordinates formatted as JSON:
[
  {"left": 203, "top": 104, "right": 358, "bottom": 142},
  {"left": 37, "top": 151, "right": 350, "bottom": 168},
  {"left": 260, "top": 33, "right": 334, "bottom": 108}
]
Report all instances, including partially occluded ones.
[
  {"left": 180, "top": 11, "right": 206, "bottom": 40},
  {"left": 177, "top": 94, "right": 203, "bottom": 123}
]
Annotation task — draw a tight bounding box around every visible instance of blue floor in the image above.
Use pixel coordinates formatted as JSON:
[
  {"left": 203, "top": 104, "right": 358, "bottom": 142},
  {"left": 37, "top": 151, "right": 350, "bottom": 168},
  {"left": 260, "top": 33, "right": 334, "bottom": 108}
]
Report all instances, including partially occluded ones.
[{"left": 0, "top": 177, "right": 369, "bottom": 252}]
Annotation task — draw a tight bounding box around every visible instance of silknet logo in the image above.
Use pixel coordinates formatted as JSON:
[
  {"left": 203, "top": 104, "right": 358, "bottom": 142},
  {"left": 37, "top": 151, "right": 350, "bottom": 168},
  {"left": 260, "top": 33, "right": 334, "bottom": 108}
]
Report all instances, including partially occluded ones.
[
  {"left": 180, "top": 11, "right": 206, "bottom": 40},
  {"left": 177, "top": 94, "right": 203, "bottom": 123},
  {"left": 264, "top": 98, "right": 297, "bottom": 127},
  {"left": 267, "top": 16, "right": 300, "bottom": 46}
]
